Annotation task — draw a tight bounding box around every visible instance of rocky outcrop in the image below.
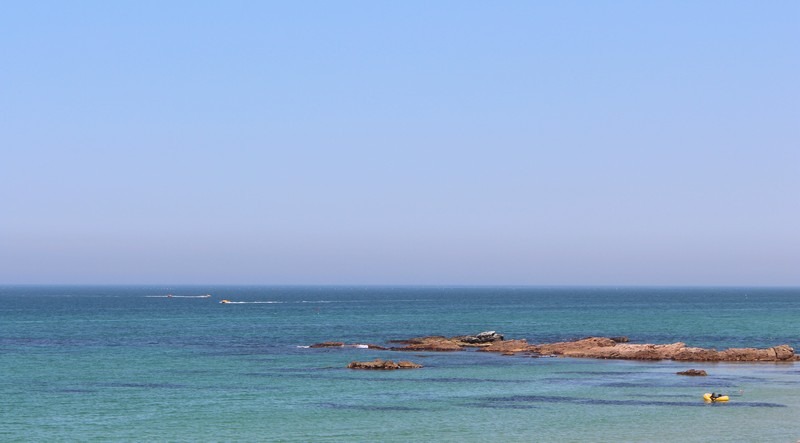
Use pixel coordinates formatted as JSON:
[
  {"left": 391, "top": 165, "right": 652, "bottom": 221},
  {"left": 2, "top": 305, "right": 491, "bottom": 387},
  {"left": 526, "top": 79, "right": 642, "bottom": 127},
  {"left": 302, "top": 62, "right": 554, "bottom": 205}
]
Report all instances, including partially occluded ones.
[
  {"left": 478, "top": 339, "right": 534, "bottom": 353},
  {"left": 534, "top": 337, "right": 617, "bottom": 356},
  {"left": 677, "top": 369, "right": 707, "bottom": 376},
  {"left": 312, "top": 333, "right": 798, "bottom": 362},
  {"left": 347, "top": 359, "right": 422, "bottom": 370},
  {"left": 391, "top": 336, "right": 465, "bottom": 352},
  {"left": 531, "top": 338, "right": 797, "bottom": 362},
  {"left": 390, "top": 331, "right": 506, "bottom": 351},
  {"left": 674, "top": 344, "right": 798, "bottom": 362}
]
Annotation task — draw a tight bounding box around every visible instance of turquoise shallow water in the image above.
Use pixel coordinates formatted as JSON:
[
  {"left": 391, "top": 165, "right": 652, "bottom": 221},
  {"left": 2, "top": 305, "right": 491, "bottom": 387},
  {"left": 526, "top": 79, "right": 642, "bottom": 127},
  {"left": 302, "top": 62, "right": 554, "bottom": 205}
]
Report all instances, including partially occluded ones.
[{"left": 1, "top": 286, "right": 799, "bottom": 442}]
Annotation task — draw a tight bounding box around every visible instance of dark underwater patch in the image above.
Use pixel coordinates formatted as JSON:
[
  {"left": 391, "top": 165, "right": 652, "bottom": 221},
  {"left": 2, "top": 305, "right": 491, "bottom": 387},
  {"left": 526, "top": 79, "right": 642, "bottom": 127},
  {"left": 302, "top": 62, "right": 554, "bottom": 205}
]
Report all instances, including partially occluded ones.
[
  {"left": 558, "top": 371, "right": 640, "bottom": 376},
  {"left": 600, "top": 380, "right": 737, "bottom": 388},
  {"left": 327, "top": 376, "right": 528, "bottom": 383},
  {"left": 462, "top": 402, "right": 540, "bottom": 410},
  {"left": 54, "top": 388, "right": 97, "bottom": 394},
  {"left": 539, "top": 375, "right": 738, "bottom": 389},
  {"left": 316, "top": 403, "right": 423, "bottom": 412},
  {"left": 262, "top": 371, "right": 530, "bottom": 384},
  {"left": 471, "top": 394, "right": 786, "bottom": 408},
  {"left": 95, "top": 382, "right": 188, "bottom": 389},
  {"left": 405, "top": 376, "right": 527, "bottom": 383}
]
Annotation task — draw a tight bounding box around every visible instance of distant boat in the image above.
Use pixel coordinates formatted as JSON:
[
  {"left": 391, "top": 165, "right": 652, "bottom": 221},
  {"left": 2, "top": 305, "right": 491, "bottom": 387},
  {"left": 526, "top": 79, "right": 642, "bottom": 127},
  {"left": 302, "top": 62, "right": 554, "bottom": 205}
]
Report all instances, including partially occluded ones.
[{"left": 220, "top": 299, "right": 232, "bottom": 304}]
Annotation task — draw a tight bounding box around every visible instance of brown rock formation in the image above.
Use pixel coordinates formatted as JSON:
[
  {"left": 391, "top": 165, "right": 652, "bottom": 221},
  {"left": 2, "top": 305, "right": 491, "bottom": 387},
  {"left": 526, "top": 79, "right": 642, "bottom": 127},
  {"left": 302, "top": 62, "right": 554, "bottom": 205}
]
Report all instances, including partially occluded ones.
[
  {"left": 478, "top": 339, "right": 534, "bottom": 353},
  {"left": 347, "top": 359, "right": 422, "bottom": 370},
  {"left": 534, "top": 337, "right": 617, "bottom": 356},
  {"left": 397, "top": 360, "right": 423, "bottom": 369},
  {"left": 390, "top": 331, "right": 505, "bottom": 351},
  {"left": 772, "top": 344, "right": 796, "bottom": 360},
  {"left": 314, "top": 333, "right": 798, "bottom": 362},
  {"left": 675, "top": 344, "right": 798, "bottom": 362},
  {"left": 531, "top": 337, "right": 797, "bottom": 362},
  {"left": 392, "top": 336, "right": 465, "bottom": 352}
]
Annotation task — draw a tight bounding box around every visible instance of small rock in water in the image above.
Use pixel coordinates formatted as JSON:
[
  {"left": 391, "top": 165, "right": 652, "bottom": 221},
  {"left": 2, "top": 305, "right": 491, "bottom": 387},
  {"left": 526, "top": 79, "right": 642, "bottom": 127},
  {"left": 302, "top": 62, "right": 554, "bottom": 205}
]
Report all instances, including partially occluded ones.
[
  {"left": 347, "top": 358, "right": 422, "bottom": 370},
  {"left": 309, "top": 341, "right": 344, "bottom": 348},
  {"left": 676, "top": 369, "right": 707, "bottom": 376}
]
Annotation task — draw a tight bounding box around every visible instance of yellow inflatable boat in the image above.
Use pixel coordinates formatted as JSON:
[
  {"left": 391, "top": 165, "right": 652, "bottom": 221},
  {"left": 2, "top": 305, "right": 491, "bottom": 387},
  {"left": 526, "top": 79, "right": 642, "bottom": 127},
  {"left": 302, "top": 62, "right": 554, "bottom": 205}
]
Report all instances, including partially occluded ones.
[{"left": 703, "top": 393, "right": 729, "bottom": 402}]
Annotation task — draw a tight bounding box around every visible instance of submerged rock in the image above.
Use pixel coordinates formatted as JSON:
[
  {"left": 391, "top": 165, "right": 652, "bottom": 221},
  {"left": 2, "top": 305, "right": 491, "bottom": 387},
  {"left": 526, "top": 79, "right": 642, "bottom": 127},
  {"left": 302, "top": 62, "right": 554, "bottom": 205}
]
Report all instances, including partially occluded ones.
[
  {"left": 677, "top": 369, "right": 708, "bottom": 376},
  {"left": 309, "top": 341, "right": 344, "bottom": 348}
]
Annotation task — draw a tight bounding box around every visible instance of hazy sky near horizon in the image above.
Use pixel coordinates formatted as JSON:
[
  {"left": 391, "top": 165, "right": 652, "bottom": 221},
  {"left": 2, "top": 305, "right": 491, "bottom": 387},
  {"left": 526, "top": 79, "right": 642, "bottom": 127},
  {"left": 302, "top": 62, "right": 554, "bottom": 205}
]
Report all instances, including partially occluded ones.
[{"left": 2, "top": 1, "right": 798, "bottom": 285}]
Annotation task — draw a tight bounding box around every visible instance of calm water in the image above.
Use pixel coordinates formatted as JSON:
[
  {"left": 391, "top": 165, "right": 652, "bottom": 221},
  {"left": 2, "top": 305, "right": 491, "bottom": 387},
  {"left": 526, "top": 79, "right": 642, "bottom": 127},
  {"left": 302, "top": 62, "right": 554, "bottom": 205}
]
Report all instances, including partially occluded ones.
[{"left": 1, "top": 286, "right": 798, "bottom": 442}]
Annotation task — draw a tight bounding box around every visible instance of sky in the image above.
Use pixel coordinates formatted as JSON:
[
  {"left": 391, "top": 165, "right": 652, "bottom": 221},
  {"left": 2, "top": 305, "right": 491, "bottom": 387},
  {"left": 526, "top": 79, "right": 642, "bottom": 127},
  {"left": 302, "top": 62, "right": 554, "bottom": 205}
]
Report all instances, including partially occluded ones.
[{"left": 1, "top": 1, "right": 798, "bottom": 285}]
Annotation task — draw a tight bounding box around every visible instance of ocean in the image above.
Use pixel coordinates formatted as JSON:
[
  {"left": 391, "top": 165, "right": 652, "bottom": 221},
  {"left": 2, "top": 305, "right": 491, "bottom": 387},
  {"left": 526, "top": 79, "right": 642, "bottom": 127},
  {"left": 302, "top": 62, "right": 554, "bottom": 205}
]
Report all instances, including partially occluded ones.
[{"left": 1, "top": 286, "right": 798, "bottom": 442}]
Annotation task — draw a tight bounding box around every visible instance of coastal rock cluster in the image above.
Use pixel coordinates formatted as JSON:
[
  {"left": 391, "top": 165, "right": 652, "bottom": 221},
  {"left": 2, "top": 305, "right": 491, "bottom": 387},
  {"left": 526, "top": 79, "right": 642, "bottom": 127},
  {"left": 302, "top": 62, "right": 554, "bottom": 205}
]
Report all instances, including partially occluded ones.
[
  {"left": 313, "top": 331, "right": 799, "bottom": 363},
  {"left": 532, "top": 338, "right": 797, "bottom": 362},
  {"left": 388, "top": 331, "right": 504, "bottom": 352}
]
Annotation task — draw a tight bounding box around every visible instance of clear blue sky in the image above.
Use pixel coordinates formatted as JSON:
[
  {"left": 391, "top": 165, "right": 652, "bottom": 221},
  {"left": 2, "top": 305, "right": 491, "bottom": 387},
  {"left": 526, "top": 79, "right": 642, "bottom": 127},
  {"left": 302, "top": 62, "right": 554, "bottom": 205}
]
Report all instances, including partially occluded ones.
[{"left": 2, "top": 1, "right": 798, "bottom": 285}]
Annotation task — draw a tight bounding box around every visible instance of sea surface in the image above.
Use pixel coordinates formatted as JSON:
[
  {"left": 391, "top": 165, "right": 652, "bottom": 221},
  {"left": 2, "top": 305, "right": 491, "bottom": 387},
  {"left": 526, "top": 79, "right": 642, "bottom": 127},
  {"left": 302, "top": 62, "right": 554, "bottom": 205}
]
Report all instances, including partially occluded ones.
[{"left": 1, "top": 286, "right": 798, "bottom": 442}]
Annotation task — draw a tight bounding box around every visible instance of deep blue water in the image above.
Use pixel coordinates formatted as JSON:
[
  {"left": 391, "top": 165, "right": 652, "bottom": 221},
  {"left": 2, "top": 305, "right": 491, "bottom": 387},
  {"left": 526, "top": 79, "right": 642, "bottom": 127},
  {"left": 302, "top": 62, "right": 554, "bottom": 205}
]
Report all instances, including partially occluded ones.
[{"left": 1, "top": 286, "right": 798, "bottom": 441}]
